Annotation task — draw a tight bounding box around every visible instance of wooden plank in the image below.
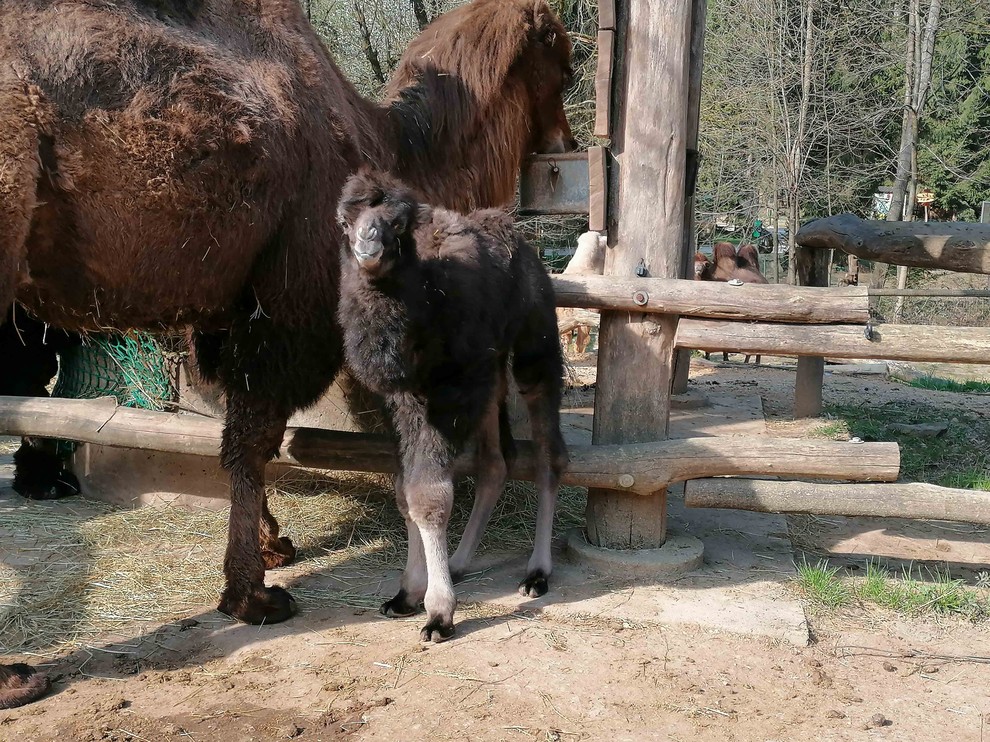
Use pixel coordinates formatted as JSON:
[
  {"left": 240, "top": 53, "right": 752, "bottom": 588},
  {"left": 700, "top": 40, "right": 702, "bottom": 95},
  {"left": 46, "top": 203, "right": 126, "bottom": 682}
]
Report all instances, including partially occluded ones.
[
  {"left": 587, "top": 145, "right": 607, "bottom": 231},
  {"left": 685, "top": 478, "right": 990, "bottom": 525},
  {"left": 0, "top": 397, "right": 900, "bottom": 492},
  {"left": 551, "top": 275, "right": 869, "bottom": 323},
  {"left": 675, "top": 319, "right": 990, "bottom": 363},
  {"left": 587, "top": 0, "right": 695, "bottom": 549},
  {"left": 599, "top": 0, "right": 616, "bottom": 29},
  {"left": 593, "top": 30, "right": 615, "bottom": 139},
  {"left": 518, "top": 152, "right": 589, "bottom": 215},
  {"left": 796, "top": 213, "right": 990, "bottom": 275}
]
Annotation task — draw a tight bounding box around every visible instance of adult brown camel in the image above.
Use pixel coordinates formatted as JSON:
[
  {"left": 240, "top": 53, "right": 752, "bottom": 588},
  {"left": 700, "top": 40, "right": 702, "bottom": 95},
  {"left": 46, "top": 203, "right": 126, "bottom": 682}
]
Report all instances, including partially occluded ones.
[
  {"left": 0, "top": 0, "right": 575, "bottom": 706},
  {"left": 694, "top": 242, "right": 769, "bottom": 363}
]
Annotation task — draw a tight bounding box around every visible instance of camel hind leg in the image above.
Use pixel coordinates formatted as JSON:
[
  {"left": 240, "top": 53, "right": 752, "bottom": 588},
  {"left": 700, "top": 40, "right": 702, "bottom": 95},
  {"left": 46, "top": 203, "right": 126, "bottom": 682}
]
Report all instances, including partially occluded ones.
[
  {"left": 447, "top": 367, "right": 510, "bottom": 583},
  {"left": 512, "top": 317, "right": 568, "bottom": 598}
]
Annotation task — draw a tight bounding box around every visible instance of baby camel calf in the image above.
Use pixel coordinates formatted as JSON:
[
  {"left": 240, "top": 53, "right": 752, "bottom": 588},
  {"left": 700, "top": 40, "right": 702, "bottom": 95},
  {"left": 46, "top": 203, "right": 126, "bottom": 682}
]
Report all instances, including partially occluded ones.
[{"left": 337, "top": 169, "right": 568, "bottom": 642}]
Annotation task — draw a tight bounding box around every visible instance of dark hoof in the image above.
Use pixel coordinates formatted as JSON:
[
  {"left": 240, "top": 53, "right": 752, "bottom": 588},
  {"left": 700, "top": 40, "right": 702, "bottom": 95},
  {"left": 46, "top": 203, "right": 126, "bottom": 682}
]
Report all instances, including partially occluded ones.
[
  {"left": 261, "top": 536, "right": 297, "bottom": 570},
  {"left": 518, "top": 570, "right": 549, "bottom": 598},
  {"left": 13, "top": 444, "right": 80, "bottom": 500},
  {"left": 0, "top": 663, "right": 51, "bottom": 709},
  {"left": 419, "top": 616, "right": 455, "bottom": 643},
  {"left": 217, "top": 584, "right": 297, "bottom": 625},
  {"left": 379, "top": 589, "right": 420, "bottom": 618}
]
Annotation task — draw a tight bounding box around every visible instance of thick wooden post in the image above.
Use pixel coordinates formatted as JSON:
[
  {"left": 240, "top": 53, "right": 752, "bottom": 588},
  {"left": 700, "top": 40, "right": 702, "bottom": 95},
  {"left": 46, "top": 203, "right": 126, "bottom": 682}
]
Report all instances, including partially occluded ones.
[
  {"left": 587, "top": 0, "right": 694, "bottom": 549},
  {"left": 793, "top": 246, "right": 830, "bottom": 418},
  {"left": 672, "top": 0, "right": 709, "bottom": 396}
]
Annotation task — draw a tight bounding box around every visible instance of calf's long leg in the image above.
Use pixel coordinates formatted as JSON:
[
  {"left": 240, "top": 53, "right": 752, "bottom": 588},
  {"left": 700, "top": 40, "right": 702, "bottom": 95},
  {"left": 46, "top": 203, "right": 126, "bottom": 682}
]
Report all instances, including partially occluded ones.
[
  {"left": 390, "top": 395, "right": 457, "bottom": 641},
  {"left": 448, "top": 378, "right": 508, "bottom": 582},
  {"left": 513, "top": 315, "right": 568, "bottom": 598},
  {"left": 380, "top": 471, "right": 429, "bottom": 617}
]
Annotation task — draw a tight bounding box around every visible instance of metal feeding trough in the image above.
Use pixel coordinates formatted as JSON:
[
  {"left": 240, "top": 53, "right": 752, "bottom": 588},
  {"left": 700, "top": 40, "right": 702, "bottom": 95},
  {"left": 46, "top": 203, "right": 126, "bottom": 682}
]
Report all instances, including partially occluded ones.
[{"left": 518, "top": 151, "right": 591, "bottom": 216}]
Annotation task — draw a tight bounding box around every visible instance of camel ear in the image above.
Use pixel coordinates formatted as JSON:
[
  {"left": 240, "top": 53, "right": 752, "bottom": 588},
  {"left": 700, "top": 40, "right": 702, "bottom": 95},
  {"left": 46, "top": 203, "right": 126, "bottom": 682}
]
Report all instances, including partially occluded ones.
[{"left": 531, "top": 1, "right": 556, "bottom": 46}]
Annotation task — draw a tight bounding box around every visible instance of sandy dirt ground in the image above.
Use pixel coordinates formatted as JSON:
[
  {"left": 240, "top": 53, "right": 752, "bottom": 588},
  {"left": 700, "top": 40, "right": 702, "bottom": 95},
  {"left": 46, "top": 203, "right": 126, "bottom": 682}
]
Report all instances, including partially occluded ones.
[{"left": 2, "top": 357, "right": 990, "bottom": 741}]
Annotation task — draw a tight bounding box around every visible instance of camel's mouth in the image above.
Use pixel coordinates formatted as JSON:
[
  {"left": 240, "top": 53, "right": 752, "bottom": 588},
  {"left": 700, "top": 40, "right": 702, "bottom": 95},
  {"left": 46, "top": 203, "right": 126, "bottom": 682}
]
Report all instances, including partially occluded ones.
[{"left": 353, "top": 243, "right": 383, "bottom": 267}]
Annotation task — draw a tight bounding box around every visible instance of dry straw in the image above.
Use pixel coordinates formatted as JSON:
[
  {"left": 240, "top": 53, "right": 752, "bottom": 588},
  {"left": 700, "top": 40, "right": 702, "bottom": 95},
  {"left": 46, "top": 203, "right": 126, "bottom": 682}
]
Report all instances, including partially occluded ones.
[{"left": 0, "top": 467, "right": 586, "bottom": 655}]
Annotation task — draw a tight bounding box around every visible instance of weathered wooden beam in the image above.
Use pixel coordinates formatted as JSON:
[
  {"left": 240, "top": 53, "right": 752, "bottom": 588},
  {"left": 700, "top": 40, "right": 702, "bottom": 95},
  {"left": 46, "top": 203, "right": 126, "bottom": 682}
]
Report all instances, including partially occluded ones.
[
  {"left": 676, "top": 319, "right": 990, "bottom": 364},
  {"left": 793, "top": 228, "right": 831, "bottom": 419},
  {"left": 551, "top": 275, "right": 869, "bottom": 324},
  {"left": 587, "top": 0, "right": 695, "bottom": 549},
  {"left": 593, "top": 30, "right": 615, "bottom": 138},
  {"left": 685, "top": 477, "right": 990, "bottom": 524},
  {"left": 0, "top": 397, "right": 900, "bottom": 496},
  {"left": 797, "top": 213, "right": 990, "bottom": 275}
]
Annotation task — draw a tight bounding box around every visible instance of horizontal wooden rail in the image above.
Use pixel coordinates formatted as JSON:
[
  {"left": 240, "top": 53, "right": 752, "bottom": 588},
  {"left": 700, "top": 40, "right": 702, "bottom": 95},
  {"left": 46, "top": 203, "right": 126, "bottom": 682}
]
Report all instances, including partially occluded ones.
[
  {"left": 685, "top": 477, "right": 990, "bottom": 524},
  {"left": 0, "top": 397, "right": 900, "bottom": 493},
  {"left": 676, "top": 319, "right": 990, "bottom": 363},
  {"left": 550, "top": 274, "right": 869, "bottom": 324},
  {"left": 797, "top": 213, "right": 990, "bottom": 275}
]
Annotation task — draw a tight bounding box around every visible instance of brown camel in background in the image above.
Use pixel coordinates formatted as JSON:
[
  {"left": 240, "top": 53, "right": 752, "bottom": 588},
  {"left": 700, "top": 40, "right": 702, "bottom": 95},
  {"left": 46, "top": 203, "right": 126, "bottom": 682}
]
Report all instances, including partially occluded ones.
[
  {"left": 0, "top": 0, "right": 575, "bottom": 706},
  {"left": 694, "top": 242, "right": 769, "bottom": 363}
]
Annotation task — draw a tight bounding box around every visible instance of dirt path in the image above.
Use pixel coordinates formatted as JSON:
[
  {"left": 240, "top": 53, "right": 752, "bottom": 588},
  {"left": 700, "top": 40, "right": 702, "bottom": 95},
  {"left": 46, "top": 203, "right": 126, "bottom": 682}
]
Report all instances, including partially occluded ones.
[
  {"left": 3, "top": 357, "right": 990, "bottom": 741},
  {"left": 3, "top": 597, "right": 990, "bottom": 742}
]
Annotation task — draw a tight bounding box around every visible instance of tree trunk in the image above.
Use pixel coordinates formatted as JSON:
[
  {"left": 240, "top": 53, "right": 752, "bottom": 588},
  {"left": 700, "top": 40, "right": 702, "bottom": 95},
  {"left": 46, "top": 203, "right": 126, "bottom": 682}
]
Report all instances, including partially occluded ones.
[
  {"left": 880, "top": 0, "right": 941, "bottom": 291},
  {"left": 354, "top": 3, "right": 386, "bottom": 84},
  {"left": 409, "top": 0, "right": 430, "bottom": 30}
]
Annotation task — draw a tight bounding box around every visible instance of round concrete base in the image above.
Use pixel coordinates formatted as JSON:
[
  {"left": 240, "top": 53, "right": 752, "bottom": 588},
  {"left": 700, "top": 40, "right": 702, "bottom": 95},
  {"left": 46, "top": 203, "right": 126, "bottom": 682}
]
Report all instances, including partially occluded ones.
[{"left": 565, "top": 527, "right": 705, "bottom": 579}]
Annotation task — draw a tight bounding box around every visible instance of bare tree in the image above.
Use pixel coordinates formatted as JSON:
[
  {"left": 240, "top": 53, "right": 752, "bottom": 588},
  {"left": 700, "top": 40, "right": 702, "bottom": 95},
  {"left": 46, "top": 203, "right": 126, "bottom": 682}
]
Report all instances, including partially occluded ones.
[{"left": 353, "top": 1, "right": 386, "bottom": 85}]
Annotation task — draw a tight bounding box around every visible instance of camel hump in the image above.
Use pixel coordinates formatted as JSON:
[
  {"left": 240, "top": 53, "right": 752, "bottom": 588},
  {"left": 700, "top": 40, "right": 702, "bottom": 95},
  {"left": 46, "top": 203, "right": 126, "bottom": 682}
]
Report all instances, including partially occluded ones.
[{"left": 8, "top": 4, "right": 299, "bottom": 156}]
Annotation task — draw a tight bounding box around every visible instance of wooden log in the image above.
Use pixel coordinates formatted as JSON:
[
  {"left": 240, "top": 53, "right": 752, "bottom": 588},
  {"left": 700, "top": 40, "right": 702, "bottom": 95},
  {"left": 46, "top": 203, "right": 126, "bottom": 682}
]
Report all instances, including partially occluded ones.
[
  {"left": 0, "top": 397, "right": 900, "bottom": 494},
  {"left": 557, "top": 308, "right": 601, "bottom": 335},
  {"left": 676, "top": 319, "right": 990, "bottom": 364},
  {"left": 684, "top": 478, "right": 990, "bottom": 525},
  {"left": 672, "top": 0, "right": 709, "bottom": 396},
  {"left": 587, "top": 0, "right": 695, "bottom": 549},
  {"left": 793, "top": 231, "right": 831, "bottom": 418},
  {"left": 551, "top": 275, "right": 869, "bottom": 323},
  {"left": 796, "top": 213, "right": 990, "bottom": 275}
]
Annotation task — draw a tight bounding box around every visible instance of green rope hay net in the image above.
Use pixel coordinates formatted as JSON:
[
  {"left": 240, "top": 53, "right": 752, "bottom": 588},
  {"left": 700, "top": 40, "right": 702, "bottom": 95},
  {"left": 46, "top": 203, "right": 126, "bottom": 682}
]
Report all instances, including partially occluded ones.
[
  {"left": 53, "top": 333, "right": 177, "bottom": 411},
  {"left": 51, "top": 332, "right": 182, "bottom": 456}
]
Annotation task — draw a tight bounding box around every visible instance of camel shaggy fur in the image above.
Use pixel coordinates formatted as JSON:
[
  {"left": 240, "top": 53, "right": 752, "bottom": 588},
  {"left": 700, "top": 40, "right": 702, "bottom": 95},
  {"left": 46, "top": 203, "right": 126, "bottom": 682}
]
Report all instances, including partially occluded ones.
[{"left": 336, "top": 169, "right": 567, "bottom": 641}]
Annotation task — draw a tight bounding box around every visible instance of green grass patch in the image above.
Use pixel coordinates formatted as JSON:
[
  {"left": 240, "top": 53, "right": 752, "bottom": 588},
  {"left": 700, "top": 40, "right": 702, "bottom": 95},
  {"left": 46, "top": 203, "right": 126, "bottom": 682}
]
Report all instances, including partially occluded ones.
[
  {"left": 823, "top": 402, "right": 990, "bottom": 489},
  {"left": 906, "top": 376, "right": 990, "bottom": 394},
  {"left": 809, "top": 421, "right": 849, "bottom": 439},
  {"left": 796, "top": 559, "right": 851, "bottom": 608},
  {"left": 796, "top": 559, "right": 990, "bottom": 621},
  {"left": 941, "top": 469, "right": 990, "bottom": 490}
]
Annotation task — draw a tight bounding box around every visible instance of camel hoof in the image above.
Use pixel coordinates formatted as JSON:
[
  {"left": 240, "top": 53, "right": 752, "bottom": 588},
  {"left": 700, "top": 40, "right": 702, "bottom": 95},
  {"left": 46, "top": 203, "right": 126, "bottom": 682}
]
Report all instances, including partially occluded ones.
[
  {"left": 380, "top": 590, "right": 420, "bottom": 618},
  {"left": 261, "top": 536, "right": 297, "bottom": 569},
  {"left": 419, "top": 616, "right": 455, "bottom": 643},
  {"left": 0, "top": 663, "right": 51, "bottom": 709},
  {"left": 518, "top": 570, "right": 549, "bottom": 598},
  {"left": 13, "top": 445, "right": 80, "bottom": 500},
  {"left": 218, "top": 584, "right": 297, "bottom": 625}
]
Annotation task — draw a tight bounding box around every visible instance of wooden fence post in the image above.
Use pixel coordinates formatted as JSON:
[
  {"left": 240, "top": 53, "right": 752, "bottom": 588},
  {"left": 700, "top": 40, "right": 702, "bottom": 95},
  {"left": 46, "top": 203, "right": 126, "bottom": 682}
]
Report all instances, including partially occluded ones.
[
  {"left": 586, "top": 0, "right": 694, "bottom": 549},
  {"left": 793, "top": 245, "right": 830, "bottom": 418},
  {"left": 672, "top": 0, "right": 708, "bottom": 396}
]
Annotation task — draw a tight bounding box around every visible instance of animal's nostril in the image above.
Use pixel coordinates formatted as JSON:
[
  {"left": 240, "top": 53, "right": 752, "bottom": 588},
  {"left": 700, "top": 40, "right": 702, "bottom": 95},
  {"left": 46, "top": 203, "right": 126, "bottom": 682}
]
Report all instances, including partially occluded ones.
[{"left": 566, "top": 137, "right": 578, "bottom": 151}]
